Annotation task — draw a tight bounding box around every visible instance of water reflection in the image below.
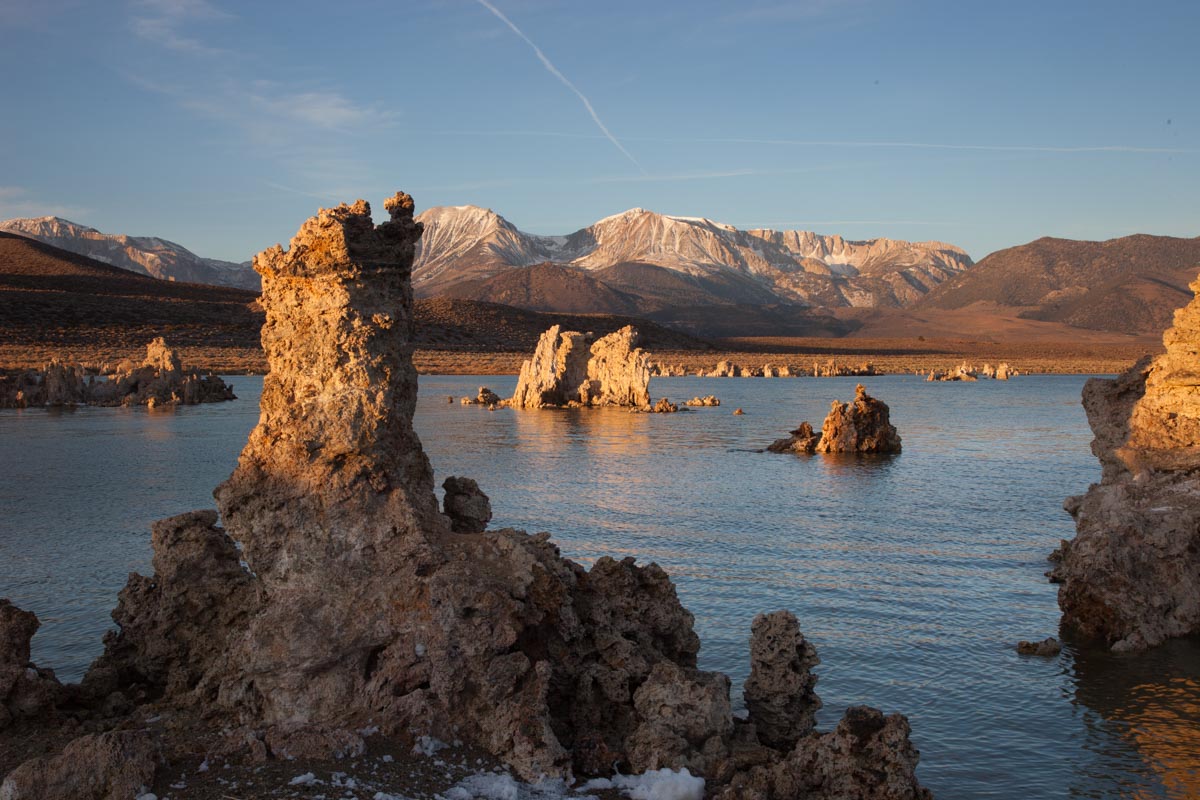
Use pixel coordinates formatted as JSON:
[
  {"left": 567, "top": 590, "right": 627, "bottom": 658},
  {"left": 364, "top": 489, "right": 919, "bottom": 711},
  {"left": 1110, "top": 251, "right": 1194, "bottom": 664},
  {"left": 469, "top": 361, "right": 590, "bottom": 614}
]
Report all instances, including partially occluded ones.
[
  {"left": 4, "top": 375, "right": 1200, "bottom": 798},
  {"left": 1070, "top": 637, "right": 1200, "bottom": 799}
]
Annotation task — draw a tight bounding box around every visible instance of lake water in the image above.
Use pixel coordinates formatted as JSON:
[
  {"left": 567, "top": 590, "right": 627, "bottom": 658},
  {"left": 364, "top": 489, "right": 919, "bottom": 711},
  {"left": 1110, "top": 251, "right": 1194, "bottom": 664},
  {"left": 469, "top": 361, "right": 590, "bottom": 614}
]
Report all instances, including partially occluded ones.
[{"left": 2, "top": 374, "right": 1198, "bottom": 799}]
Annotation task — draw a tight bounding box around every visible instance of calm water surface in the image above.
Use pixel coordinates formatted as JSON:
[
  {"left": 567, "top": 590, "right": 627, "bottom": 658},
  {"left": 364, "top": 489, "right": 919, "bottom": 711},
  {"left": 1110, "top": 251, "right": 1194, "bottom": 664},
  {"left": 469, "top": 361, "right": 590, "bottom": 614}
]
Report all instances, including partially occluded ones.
[{"left": 2, "top": 374, "right": 1199, "bottom": 799}]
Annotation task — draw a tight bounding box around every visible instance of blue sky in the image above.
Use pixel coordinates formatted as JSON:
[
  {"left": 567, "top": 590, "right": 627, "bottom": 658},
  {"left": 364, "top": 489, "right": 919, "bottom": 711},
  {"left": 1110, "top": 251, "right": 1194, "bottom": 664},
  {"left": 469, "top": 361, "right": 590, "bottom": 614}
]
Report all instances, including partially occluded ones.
[{"left": 0, "top": 0, "right": 1196, "bottom": 262}]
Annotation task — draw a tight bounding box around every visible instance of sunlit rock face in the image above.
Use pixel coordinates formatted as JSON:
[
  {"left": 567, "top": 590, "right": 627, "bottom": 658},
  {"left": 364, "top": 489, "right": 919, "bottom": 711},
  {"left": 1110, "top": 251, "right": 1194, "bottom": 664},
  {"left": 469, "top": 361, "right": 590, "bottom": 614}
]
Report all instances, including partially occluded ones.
[
  {"left": 508, "top": 324, "right": 651, "bottom": 409},
  {"left": 767, "top": 385, "right": 902, "bottom": 455},
  {"left": 1056, "top": 277, "right": 1200, "bottom": 651},
  {"left": 73, "top": 193, "right": 932, "bottom": 795}
]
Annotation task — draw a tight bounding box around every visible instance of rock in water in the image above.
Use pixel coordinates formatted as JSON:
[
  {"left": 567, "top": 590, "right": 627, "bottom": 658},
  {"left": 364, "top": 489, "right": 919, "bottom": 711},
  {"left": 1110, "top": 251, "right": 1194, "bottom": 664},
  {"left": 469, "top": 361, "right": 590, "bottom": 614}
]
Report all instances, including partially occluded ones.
[
  {"left": 43, "top": 193, "right": 931, "bottom": 796},
  {"left": 816, "top": 384, "right": 902, "bottom": 454},
  {"left": 766, "top": 421, "right": 821, "bottom": 454},
  {"left": 509, "top": 324, "right": 651, "bottom": 409},
  {"left": 767, "top": 386, "right": 901, "bottom": 455},
  {"left": 1056, "top": 277, "right": 1200, "bottom": 651}
]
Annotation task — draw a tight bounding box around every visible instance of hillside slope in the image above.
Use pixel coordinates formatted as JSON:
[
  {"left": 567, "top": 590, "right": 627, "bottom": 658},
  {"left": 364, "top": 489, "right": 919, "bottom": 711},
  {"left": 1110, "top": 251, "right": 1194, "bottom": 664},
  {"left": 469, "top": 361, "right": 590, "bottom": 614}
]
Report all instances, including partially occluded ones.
[
  {"left": 920, "top": 234, "right": 1200, "bottom": 334},
  {"left": 0, "top": 216, "right": 259, "bottom": 290}
]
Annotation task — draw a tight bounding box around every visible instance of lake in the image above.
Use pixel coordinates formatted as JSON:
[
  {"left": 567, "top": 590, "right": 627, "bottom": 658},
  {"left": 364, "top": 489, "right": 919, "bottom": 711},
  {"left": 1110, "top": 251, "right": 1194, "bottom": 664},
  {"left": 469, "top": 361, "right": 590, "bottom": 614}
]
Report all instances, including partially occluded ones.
[{"left": 2, "top": 374, "right": 1198, "bottom": 799}]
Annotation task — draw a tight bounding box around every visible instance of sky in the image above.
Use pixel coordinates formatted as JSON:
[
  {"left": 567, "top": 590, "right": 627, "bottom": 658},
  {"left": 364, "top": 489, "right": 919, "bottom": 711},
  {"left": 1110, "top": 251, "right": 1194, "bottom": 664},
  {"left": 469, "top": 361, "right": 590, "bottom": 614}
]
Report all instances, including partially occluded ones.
[{"left": 0, "top": 0, "right": 1196, "bottom": 262}]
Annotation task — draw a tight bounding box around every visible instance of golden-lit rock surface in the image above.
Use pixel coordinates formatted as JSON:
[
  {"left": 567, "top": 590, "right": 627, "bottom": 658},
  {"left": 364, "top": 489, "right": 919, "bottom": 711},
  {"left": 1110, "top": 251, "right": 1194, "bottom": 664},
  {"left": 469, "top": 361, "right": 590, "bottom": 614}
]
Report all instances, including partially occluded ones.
[
  {"left": 508, "top": 324, "right": 651, "bottom": 409},
  {"left": 767, "top": 385, "right": 902, "bottom": 455},
  {"left": 1056, "top": 277, "right": 1200, "bottom": 650}
]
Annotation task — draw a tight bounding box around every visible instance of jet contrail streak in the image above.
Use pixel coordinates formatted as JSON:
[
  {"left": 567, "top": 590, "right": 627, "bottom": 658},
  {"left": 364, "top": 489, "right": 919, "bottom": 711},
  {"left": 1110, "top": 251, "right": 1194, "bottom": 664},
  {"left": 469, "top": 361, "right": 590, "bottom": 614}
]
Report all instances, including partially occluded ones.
[{"left": 474, "top": 0, "right": 645, "bottom": 172}]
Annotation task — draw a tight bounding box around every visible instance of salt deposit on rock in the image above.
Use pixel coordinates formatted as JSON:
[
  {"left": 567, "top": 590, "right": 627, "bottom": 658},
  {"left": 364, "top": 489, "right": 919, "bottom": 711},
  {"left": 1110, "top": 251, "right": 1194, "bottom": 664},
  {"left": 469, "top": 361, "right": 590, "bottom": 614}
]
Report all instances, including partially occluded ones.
[
  {"left": 508, "top": 325, "right": 651, "bottom": 409},
  {"left": 0, "top": 193, "right": 931, "bottom": 798},
  {"left": 1054, "top": 277, "right": 1200, "bottom": 651}
]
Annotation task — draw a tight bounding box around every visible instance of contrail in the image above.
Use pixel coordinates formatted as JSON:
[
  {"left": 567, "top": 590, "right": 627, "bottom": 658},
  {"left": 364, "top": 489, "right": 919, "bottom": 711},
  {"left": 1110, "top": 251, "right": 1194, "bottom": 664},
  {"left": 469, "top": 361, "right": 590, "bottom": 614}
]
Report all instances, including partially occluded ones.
[{"left": 474, "top": 0, "right": 644, "bottom": 172}]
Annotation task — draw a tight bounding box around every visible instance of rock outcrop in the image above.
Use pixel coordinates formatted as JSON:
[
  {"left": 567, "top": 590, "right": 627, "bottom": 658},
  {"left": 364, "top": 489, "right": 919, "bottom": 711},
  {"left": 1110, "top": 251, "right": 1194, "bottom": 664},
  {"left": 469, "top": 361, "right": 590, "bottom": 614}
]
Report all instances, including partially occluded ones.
[
  {"left": 816, "top": 385, "right": 902, "bottom": 453},
  {"left": 714, "top": 707, "right": 932, "bottom": 800},
  {"left": 1055, "top": 277, "right": 1200, "bottom": 650},
  {"left": 508, "top": 324, "right": 651, "bottom": 409},
  {"left": 685, "top": 395, "right": 721, "bottom": 407},
  {"left": 0, "top": 339, "right": 235, "bottom": 408},
  {"left": 442, "top": 476, "right": 492, "bottom": 533},
  {"left": 0, "top": 729, "right": 158, "bottom": 800},
  {"left": 743, "top": 611, "right": 820, "bottom": 750},
  {"left": 767, "top": 422, "right": 821, "bottom": 455},
  {"left": 3, "top": 194, "right": 930, "bottom": 797},
  {"left": 0, "top": 601, "right": 63, "bottom": 731},
  {"left": 768, "top": 386, "right": 901, "bottom": 455}
]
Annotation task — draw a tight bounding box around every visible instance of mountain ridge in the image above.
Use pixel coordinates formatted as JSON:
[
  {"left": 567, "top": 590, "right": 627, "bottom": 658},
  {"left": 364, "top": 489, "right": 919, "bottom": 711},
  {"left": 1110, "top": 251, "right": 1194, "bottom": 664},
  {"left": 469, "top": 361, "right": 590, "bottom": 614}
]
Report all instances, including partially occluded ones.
[
  {"left": 0, "top": 216, "right": 259, "bottom": 290},
  {"left": 412, "top": 204, "right": 974, "bottom": 308}
]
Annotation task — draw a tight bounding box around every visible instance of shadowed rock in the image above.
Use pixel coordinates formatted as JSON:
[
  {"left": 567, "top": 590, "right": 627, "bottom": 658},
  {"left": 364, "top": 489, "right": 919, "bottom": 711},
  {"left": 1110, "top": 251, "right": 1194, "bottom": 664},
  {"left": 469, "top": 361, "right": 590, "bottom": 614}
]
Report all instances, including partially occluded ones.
[
  {"left": 1056, "top": 277, "right": 1200, "bottom": 651},
  {"left": 0, "top": 600, "right": 63, "bottom": 731},
  {"left": 744, "top": 610, "right": 820, "bottom": 750},
  {"left": 767, "top": 421, "right": 821, "bottom": 454},
  {"left": 442, "top": 476, "right": 492, "bottom": 533},
  {"left": 0, "top": 730, "right": 158, "bottom": 800}
]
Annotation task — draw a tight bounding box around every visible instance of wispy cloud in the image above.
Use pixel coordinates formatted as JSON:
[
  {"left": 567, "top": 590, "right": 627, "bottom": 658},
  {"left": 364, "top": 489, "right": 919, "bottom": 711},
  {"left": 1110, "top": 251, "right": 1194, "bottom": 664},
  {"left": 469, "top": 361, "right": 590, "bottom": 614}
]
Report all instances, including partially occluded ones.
[
  {"left": 0, "top": 186, "right": 91, "bottom": 220},
  {"left": 129, "top": 0, "right": 231, "bottom": 55},
  {"left": 473, "top": 0, "right": 644, "bottom": 172}
]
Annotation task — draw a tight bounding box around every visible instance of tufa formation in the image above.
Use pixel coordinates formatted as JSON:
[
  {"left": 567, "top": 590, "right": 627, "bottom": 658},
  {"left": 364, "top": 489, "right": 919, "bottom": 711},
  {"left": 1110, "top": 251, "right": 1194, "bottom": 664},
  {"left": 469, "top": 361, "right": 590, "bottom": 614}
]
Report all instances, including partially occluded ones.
[
  {"left": 0, "top": 338, "right": 235, "bottom": 409},
  {"left": 1, "top": 194, "right": 931, "bottom": 798},
  {"left": 768, "top": 385, "right": 902, "bottom": 455},
  {"left": 1053, "top": 276, "right": 1200, "bottom": 651},
  {"left": 508, "top": 324, "right": 651, "bottom": 409}
]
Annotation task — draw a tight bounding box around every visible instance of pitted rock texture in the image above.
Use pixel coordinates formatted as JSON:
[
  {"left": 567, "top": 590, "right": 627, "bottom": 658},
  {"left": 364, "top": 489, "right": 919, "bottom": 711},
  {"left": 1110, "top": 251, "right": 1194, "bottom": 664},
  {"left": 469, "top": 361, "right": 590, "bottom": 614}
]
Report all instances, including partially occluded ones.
[
  {"left": 0, "top": 600, "right": 63, "bottom": 730},
  {"left": 508, "top": 324, "right": 651, "bottom": 409},
  {"left": 767, "top": 386, "right": 901, "bottom": 455},
  {"left": 815, "top": 384, "right": 902, "bottom": 454},
  {"left": 1057, "top": 278, "right": 1200, "bottom": 651},
  {"left": 714, "top": 707, "right": 932, "bottom": 800},
  {"left": 442, "top": 476, "right": 492, "bottom": 533},
  {"left": 0, "top": 730, "right": 158, "bottom": 800},
  {"left": 0, "top": 339, "right": 235, "bottom": 408},
  {"left": 767, "top": 421, "right": 821, "bottom": 455},
  {"left": 16, "top": 193, "right": 933, "bottom": 796},
  {"left": 744, "top": 611, "right": 821, "bottom": 750}
]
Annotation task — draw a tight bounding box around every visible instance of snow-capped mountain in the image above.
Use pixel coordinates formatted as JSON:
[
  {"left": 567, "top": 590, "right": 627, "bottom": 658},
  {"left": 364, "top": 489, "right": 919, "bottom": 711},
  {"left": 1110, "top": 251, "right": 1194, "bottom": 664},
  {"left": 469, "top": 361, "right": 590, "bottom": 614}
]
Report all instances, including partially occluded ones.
[
  {"left": 0, "top": 217, "right": 259, "bottom": 290},
  {"left": 413, "top": 205, "right": 972, "bottom": 308}
]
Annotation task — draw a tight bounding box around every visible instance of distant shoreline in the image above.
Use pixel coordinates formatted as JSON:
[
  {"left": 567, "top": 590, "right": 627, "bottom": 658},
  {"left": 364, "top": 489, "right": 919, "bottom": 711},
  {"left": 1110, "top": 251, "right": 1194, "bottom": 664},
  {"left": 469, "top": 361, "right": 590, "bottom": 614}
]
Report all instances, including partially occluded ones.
[{"left": 0, "top": 337, "right": 1157, "bottom": 378}]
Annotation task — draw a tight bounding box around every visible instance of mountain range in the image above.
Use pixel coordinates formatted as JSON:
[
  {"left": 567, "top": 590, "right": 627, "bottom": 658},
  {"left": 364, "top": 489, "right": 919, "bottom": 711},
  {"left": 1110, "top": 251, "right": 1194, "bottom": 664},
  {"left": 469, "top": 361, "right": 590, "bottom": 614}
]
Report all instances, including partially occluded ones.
[
  {"left": 0, "top": 217, "right": 259, "bottom": 290},
  {"left": 1, "top": 207, "right": 1196, "bottom": 340},
  {"left": 413, "top": 205, "right": 974, "bottom": 310}
]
